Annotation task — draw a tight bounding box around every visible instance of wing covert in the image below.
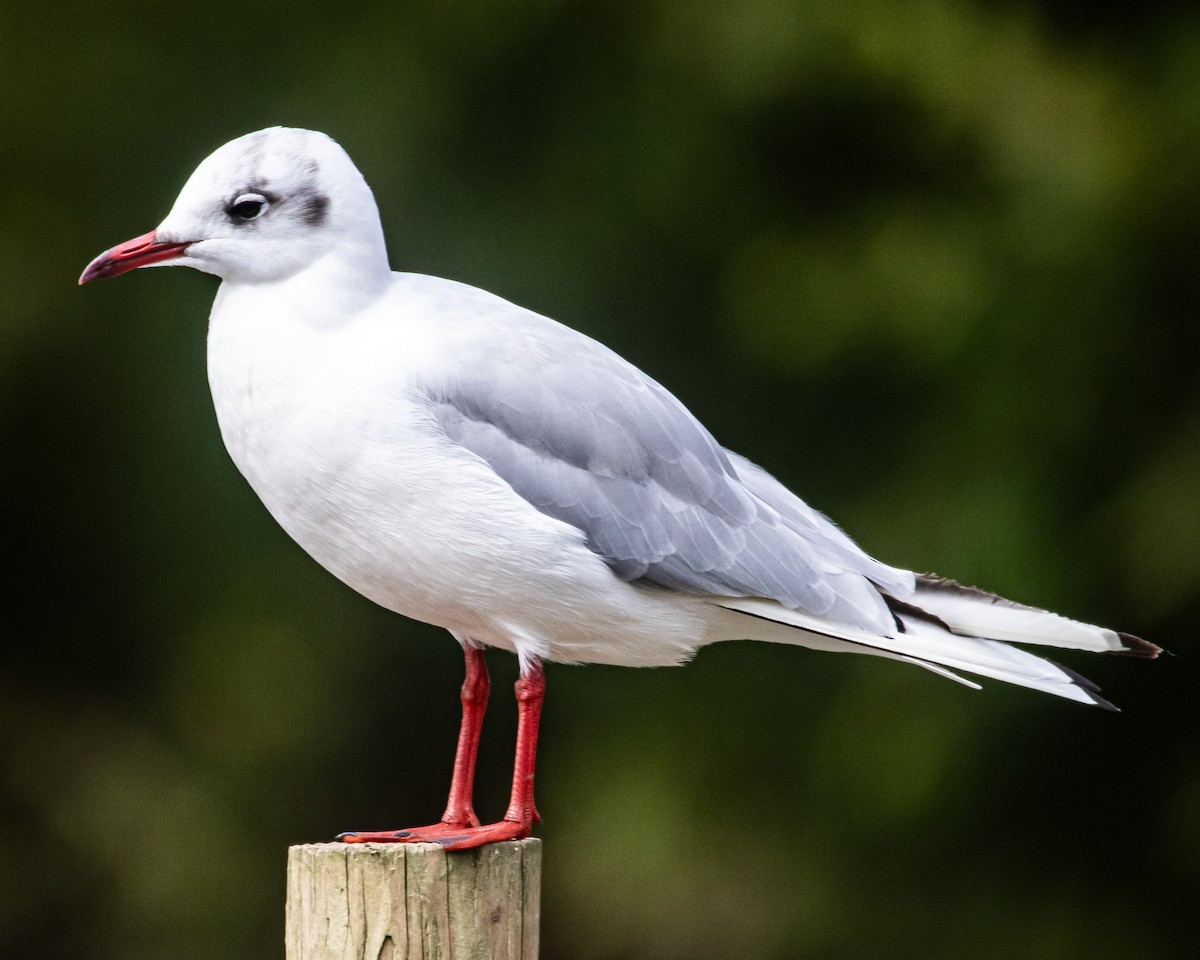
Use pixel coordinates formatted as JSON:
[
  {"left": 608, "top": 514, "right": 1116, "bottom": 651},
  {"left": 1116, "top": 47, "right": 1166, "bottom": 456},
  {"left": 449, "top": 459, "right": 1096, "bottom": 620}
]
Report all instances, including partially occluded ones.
[{"left": 421, "top": 293, "right": 906, "bottom": 631}]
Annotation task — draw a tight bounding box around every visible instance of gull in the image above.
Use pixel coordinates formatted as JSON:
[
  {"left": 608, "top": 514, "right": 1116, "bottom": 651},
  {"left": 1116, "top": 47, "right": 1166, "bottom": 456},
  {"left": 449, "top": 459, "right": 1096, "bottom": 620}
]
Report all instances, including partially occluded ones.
[{"left": 80, "top": 127, "right": 1158, "bottom": 850}]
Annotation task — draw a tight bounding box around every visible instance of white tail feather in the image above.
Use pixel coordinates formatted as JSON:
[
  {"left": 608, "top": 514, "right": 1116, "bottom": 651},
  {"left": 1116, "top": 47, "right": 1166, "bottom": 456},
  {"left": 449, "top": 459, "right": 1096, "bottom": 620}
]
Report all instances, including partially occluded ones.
[
  {"left": 712, "top": 596, "right": 1110, "bottom": 708},
  {"left": 911, "top": 578, "right": 1129, "bottom": 653}
]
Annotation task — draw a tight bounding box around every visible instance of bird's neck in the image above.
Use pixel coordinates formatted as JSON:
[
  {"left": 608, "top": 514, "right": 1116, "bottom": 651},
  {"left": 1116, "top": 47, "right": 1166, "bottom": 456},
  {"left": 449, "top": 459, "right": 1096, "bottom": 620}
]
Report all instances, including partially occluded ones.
[{"left": 216, "top": 243, "right": 393, "bottom": 329}]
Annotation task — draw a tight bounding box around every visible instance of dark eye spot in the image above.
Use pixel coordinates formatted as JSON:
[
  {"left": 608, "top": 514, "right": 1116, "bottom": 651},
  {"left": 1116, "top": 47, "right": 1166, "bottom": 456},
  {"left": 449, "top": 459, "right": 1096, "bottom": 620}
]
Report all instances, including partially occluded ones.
[
  {"left": 226, "top": 193, "right": 269, "bottom": 222},
  {"left": 301, "top": 193, "right": 329, "bottom": 227}
]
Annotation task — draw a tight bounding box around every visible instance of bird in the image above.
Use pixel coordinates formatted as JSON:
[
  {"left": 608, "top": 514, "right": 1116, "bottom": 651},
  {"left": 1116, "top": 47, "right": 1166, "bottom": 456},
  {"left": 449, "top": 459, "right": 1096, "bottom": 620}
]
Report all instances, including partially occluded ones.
[{"left": 79, "top": 126, "right": 1158, "bottom": 851}]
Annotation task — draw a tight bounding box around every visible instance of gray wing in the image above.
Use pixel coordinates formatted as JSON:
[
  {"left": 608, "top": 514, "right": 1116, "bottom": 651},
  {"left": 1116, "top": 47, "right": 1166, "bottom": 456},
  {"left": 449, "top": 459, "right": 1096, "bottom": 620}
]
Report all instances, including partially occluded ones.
[{"left": 428, "top": 307, "right": 910, "bottom": 630}]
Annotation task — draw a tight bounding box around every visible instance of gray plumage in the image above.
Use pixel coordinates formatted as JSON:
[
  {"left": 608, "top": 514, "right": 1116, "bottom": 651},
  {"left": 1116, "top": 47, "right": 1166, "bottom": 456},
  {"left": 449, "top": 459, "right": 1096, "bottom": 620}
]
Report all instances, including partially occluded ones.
[{"left": 430, "top": 299, "right": 913, "bottom": 636}]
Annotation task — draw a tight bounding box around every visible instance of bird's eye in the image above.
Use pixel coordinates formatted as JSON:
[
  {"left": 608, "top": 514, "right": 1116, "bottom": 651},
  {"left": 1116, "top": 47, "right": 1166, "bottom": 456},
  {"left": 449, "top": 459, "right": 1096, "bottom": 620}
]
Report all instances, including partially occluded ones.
[{"left": 226, "top": 194, "right": 269, "bottom": 222}]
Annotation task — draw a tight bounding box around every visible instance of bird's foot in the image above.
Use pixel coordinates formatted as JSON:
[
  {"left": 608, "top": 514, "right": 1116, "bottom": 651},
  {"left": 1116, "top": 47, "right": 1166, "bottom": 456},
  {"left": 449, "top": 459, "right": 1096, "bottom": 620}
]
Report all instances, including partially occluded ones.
[
  {"left": 339, "top": 818, "right": 532, "bottom": 851},
  {"left": 337, "top": 820, "right": 468, "bottom": 844}
]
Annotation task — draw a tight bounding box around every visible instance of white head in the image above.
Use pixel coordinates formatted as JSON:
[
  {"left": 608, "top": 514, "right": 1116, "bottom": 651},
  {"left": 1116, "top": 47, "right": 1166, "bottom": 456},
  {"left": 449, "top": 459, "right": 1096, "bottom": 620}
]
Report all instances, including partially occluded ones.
[{"left": 80, "top": 127, "right": 390, "bottom": 287}]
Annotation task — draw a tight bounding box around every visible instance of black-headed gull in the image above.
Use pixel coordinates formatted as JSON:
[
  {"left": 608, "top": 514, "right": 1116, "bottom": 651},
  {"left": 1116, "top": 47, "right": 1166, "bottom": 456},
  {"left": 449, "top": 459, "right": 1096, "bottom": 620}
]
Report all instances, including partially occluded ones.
[{"left": 80, "top": 127, "right": 1158, "bottom": 850}]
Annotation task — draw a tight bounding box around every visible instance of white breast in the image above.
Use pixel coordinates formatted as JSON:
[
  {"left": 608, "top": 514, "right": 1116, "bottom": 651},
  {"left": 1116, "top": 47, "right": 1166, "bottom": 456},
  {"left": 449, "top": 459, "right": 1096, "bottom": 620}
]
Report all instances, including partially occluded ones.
[{"left": 204, "top": 275, "right": 713, "bottom": 670}]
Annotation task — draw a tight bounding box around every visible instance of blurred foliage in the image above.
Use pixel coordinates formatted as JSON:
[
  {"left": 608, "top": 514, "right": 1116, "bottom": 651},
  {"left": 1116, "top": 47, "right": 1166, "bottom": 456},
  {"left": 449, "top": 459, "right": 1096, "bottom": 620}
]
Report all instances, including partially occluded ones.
[{"left": 1, "top": 1, "right": 1197, "bottom": 958}]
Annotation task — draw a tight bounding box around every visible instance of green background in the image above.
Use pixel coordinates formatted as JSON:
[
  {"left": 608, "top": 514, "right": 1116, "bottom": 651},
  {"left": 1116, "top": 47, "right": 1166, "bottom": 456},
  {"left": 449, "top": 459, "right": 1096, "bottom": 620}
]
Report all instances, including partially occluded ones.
[{"left": 2, "top": 1, "right": 1196, "bottom": 957}]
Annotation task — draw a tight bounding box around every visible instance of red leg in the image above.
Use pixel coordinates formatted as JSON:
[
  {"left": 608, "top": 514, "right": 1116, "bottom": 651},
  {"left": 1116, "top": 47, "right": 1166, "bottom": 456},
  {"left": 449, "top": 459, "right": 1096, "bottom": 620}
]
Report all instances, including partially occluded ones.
[
  {"left": 502, "top": 663, "right": 543, "bottom": 826},
  {"left": 342, "top": 658, "right": 546, "bottom": 851},
  {"left": 441, "top": 645, "right": 489, "bottom": 827},
  {"left": 340, "top": 646, "right": 489, "bottom": 843}
]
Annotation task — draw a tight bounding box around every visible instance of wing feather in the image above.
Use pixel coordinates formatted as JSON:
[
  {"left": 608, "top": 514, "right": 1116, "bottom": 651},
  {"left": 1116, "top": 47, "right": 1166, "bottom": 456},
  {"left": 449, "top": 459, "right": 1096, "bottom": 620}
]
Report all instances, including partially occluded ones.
[{"left": 423, "top": 288, "right": 907, "bottom": 633}]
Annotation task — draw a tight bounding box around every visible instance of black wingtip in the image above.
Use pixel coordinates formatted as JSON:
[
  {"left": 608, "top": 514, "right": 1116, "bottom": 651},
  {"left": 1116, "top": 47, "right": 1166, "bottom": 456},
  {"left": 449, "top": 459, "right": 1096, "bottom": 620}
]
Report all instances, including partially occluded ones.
[
  {"left": 1116, "top": 632, "right": 1162, "bottom": 659},
  {"left": 1043, "top": 657, "right": 1120, "bottom": 712},
  {"left": 1085, "top": 690, "right": 1121, "bottom": 713}
]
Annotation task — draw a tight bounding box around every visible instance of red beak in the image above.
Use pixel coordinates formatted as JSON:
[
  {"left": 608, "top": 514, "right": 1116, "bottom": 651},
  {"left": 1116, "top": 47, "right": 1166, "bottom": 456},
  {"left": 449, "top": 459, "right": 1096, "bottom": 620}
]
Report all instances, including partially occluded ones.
[{"left": 78, "top": 230, "right": 191, "bottom": 285}]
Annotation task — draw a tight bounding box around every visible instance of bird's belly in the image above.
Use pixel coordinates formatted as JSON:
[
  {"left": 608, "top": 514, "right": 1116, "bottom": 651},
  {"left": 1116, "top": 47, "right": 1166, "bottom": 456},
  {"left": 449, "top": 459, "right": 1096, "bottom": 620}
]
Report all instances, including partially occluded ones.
[
  {"left": 214, "top": 389, "right": 474, "bottom": 614},
  {"left": 212, "top": 381, "right": 693, "bottom": 661},
  {"left": 207, "top": 316, "right": 713, "bottom": 667}
]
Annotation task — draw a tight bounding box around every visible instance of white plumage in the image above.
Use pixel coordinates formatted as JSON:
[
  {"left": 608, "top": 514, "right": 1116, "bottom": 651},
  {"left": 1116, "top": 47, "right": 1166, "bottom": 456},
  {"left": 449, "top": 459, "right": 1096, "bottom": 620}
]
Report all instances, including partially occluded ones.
[{"left": 80, "top": 127, "right": 1156, "bottom": 847}]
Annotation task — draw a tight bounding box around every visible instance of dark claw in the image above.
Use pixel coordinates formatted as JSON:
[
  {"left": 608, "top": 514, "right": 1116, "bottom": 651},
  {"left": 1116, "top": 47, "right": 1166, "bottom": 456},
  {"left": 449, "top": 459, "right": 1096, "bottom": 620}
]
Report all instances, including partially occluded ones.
[
  {"left": 432, "top": 835, "right": 467, "bottom": 847},
  {"left": 338, "top": 829, "right": 416, "bottom": 841}
]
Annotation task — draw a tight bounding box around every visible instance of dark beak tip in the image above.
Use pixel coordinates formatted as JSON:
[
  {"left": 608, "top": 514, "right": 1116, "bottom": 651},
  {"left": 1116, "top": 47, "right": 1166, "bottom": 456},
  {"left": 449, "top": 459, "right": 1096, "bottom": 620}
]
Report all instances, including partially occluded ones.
[
  {"left": 78, "top": 254, "right": 112, "bottom": 286},
  {"left": 78, "top": 230, "right": 190, "bottom": 287}
]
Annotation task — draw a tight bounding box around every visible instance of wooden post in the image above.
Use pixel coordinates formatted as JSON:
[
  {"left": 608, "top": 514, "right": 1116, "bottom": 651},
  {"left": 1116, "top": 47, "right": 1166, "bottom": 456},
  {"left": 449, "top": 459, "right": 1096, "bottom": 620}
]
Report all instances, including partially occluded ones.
[{"left": 285, "top": 840, "right": 541, "bottom": 960}]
